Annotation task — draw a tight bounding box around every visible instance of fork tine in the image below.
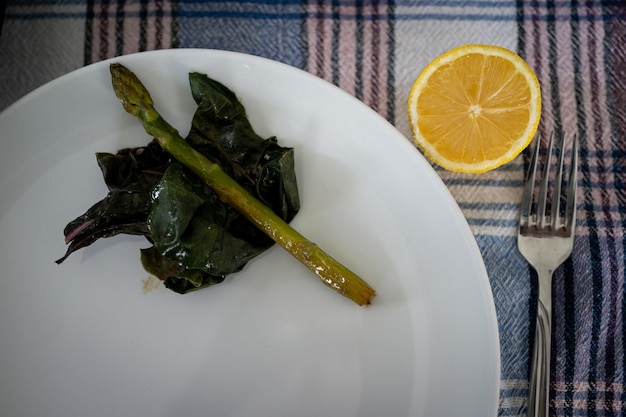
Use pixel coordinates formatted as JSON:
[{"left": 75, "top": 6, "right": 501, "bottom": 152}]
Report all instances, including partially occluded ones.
[
  {"left": 521, "top": 134, "right": 542, "bottom": 227},
  {"left": 537, "top": 131, "right": 555, "bottom": 229},
  {"left": 551, "top": 132, "right": 566, "bottom": 230},
  {"left": 565, "top": 134, "right": 579, "bottom": 231}
]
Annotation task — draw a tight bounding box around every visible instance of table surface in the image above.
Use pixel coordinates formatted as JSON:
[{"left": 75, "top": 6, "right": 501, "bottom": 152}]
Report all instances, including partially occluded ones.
[{"left": 1, "top": 1, "right": 625, "bottom": 416}]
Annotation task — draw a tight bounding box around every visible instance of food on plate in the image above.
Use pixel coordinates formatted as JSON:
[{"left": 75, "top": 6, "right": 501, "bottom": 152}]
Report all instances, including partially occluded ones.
[
  {"left": 408, "top": 44, "right": 542, "bottom": 173},
  {"left": 57, "top": 63, "right": 375, "bottom": 306}
]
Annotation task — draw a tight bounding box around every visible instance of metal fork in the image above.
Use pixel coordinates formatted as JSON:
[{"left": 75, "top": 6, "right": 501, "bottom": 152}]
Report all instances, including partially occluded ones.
[{"left": 517, "top": 131, "right": 578, "bottom": 417}]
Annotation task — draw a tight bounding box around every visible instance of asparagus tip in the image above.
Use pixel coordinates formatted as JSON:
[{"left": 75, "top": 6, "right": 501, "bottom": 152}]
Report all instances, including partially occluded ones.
[{"left": 110, "top": 63, "right": 154, "bottom": 118}]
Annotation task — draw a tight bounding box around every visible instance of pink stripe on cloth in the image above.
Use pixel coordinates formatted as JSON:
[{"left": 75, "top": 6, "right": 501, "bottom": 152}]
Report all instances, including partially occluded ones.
[
  {"left": 578, "top": 7, "right": 611, "bottom": 151},
  {"left": 86, "top": 0, "right": 176, "bottom": 64},
  {"left": 337, "top": 17, "right": 358, "bottom": 97},
  {"left": 89, "top": 0, "right": 114, "bottom": 62},
  {"left": 553, "top": 381, "right": 626, "bottom": 411},
  {"left": 305, "top": 1, "right": 392, "bottom": 121},
  {"left": 306, "top": 3, "right": 333, "bottom": 82},
  {"left": 364, "top": 12, "right": 390, "bottom": 117},
  {"left": 523, "top": 1, "right": 549, "bottom": 137}
]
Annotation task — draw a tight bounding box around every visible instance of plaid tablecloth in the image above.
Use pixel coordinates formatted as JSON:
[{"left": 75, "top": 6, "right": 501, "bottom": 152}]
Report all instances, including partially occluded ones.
[{"left": 2, "top": 1, "right": 625, "bottom": 416}]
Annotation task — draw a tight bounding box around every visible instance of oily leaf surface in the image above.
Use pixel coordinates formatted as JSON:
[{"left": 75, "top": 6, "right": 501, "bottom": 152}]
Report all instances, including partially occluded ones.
[
  {"left": 141, "top": 73, "right": 301, "bottom": 292},
  {"left": 58, "top": 72, "right": 300, "bottom": 295},
  {"left": 140, "top": 246, "right": 225, "bottom": 293},
  {"left": 56, "top": 141, "right": 170, "bottom": 263},
  {"left": 187, "top": 72, "right": 300, "bottom": 221},
  {"left": 148, "top": 162, "right": 274, "bottom": 278}
]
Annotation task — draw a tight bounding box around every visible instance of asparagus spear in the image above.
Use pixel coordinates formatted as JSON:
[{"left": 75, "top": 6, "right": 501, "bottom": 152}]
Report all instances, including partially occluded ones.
[{"left": 110, "top": 63, "right": 376, "bottom": 306}]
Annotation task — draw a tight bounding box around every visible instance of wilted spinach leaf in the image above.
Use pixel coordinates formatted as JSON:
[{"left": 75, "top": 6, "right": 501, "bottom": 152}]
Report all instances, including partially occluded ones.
[
  {"left": 187, "top": 72, "right": 300, "bottom": 221},
  {"left": 58, "top": 72, "right": 300, "bottom": 295},
  {"left": 56, "top": 141, "right": 170, "bottom": 264},
  {"left": 140, "top": 246, "right": 225, "bottom": 293},
  {"left": 149, "top": 162, "right": 272, "bottom": 277}
]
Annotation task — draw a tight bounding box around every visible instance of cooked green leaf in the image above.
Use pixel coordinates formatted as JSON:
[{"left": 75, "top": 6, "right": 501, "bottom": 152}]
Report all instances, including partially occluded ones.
[
  {"left": 140, "top": 246, "right": 225, "bottom": 293},
  {"left": 186, "top": 72, "right": 300, "bottom": 221},
  {"left": 58, "top": 72, "right": 302, "bottom": 296},
  {"left": 148, "top": 162, "right": 273, "bottom": 277},
  {"left": 56, "top": 142, "right": 169, "bottom": 264}
]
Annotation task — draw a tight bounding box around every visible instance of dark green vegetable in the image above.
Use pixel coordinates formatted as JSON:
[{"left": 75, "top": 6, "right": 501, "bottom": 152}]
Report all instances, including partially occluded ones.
[
  {"left": 58, "top": 74, "right": 300, "bottom": 295},
  {"left": 56, "top": 141, "right": 169, "bottom": 264},
  {"left": 148, "top": 162, "right": 272, "bottom": 277},
  {"left": 185, "top": 71, "right": 300, "bottom": 222},
  {"left": 58, "top": 63, "right": 376, "bottom": 306}
]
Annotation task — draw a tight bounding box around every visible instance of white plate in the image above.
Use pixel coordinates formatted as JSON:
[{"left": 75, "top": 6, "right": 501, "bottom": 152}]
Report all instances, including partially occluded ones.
[{"left": 0, "top": 49, "right": 499, "bottom": 417}]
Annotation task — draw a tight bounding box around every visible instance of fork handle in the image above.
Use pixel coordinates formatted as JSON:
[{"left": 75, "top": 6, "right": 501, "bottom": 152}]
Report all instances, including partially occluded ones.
[{"left": 528, "top": 281, "right": 552, "bottom": 417}]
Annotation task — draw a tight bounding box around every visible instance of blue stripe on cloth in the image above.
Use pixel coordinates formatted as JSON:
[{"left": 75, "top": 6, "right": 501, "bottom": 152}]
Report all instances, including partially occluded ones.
[
  {"left": 7, "top": 11, "right": 86, "bottom": 19},
  {"left": 443, "top": 178, "right": 524, "bottom": 187},
  {"left": 469, "top": 218, "right": 519, "bottom": 228},
  {"left": 477, "top": 234, "right": 533, "bottom": 389},
  {"left": 175, "top": 0, "right": 307, "bottom": 68},
  {"left": 9, "top": 3, "right": 626, "bottom": 22},
  {"left": 459, "top": 202, "right": 520, "bottom": 211}
]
